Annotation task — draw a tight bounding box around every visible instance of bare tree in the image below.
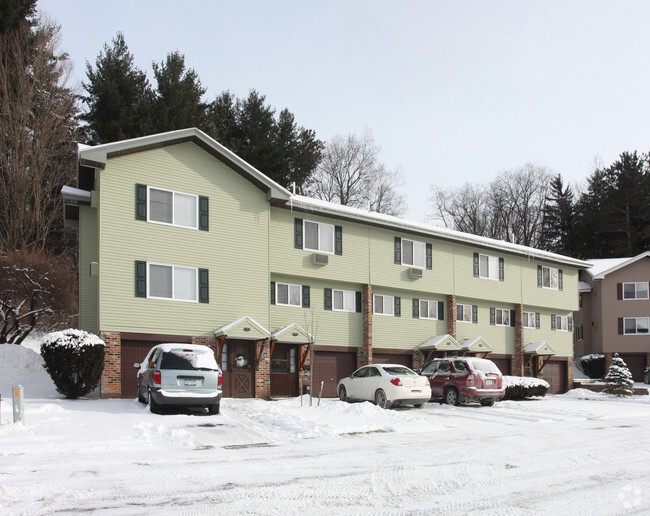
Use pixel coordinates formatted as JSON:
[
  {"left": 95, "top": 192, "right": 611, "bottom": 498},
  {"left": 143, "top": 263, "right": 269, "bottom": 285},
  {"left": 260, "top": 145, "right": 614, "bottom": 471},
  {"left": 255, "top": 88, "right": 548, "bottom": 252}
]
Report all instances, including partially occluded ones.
[
  {"left": 306, "top": 130, "right": 406, "bottom": 217},
  {"left": 0, "top": 17, "right": 78, "bottom": 253}
]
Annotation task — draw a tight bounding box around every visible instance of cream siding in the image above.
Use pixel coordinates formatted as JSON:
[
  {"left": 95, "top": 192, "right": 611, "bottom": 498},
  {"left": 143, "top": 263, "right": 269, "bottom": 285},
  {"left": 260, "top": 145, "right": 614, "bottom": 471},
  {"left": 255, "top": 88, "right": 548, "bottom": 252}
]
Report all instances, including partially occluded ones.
[{"left": 78, "top": 204, "right": 98, "bottom": 333}]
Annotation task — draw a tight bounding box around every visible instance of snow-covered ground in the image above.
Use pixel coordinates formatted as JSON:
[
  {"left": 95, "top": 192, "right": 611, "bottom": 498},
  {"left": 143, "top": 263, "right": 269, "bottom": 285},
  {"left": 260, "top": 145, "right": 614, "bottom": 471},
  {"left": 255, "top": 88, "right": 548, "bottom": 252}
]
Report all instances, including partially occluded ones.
[{"left": 2, "top": 341, "right": 650, "bottom": 515}]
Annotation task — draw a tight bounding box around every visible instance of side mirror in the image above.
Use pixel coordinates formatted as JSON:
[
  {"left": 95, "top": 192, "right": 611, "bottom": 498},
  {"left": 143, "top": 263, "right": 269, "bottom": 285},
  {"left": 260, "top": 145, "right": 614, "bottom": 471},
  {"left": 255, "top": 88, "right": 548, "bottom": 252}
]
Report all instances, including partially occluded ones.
[{"left": 133, "top": 362, "right": 140, "bottom": 368}]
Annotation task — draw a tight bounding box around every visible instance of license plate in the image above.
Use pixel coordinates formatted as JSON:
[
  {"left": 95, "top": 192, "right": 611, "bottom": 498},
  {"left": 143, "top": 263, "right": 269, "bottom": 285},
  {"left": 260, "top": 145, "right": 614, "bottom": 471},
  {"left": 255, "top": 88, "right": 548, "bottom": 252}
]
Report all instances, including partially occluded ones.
[
  {"left": 486, "top": 379, "right": 493, "bottom": 386},
  {"left": 184, "top": 380, "right": 197, "bottom": 386},
  {"left": 411, "top": 389, "right": 422, "bottom": 393}
]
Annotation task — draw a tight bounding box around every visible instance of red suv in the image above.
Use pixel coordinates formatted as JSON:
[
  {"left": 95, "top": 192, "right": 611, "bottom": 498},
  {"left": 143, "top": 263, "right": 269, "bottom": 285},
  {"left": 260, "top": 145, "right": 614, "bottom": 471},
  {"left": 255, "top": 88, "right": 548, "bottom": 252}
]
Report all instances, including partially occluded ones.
[{"left": 420, "top": 357, "right": 505, "bottom": 406}]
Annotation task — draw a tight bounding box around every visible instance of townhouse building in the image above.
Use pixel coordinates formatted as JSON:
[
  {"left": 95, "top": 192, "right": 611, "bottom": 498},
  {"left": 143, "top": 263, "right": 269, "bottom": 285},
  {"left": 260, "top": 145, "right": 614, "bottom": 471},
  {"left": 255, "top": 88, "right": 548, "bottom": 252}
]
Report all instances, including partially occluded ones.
[{"left": 62, "top": 129, "right": 589, "bottom": 399}]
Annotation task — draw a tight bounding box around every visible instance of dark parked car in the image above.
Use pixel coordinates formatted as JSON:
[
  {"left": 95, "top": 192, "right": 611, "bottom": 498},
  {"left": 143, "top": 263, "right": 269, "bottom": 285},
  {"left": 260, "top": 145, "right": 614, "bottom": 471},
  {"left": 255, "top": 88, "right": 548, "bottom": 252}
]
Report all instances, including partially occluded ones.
[
  {"left": 420, "top": 357, "right": 505, "bottom": 406},
  {"left": 135, "top": 343, "right": 222, "bottom": 414}
]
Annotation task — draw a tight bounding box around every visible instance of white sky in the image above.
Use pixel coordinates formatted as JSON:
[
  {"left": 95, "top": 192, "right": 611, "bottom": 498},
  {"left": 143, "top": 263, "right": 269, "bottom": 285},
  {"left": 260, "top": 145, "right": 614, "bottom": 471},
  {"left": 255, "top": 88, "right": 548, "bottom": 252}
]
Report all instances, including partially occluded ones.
[{"left": 38, "top": 0, "right": 650, "bottom": 222}]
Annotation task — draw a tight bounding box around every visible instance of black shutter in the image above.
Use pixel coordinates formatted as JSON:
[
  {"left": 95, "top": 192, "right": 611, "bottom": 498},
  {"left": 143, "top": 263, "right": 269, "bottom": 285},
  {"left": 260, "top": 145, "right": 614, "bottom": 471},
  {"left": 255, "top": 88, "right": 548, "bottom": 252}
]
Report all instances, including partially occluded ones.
[
  {"left": 270, "top": 282, "right": 276, "bottom": 305},
  {"left": 551, "top": 314, "right": 556, "bottom": 331},
  {"left": 335, "top": 226, "right": 343, "bottom": 255},
  {"left": 473, "top": 252, "right": 479, "bottom": 277},
  {"left": 536, "top": 312, "right": 540, "bottom": 329},
  {"left": 294, "top": 218, "right": 303, "bottom": 249},
  {"left": 413, "top": 298, "right": 419, "bottom": 318},
  {"left": 568, "top": 316, "right": 573, "bottom": 332},
  {"left": 135, "top": 184, "right": 147, "bottom": 221},
  {"left": 618, "top": 318, "right": 624, "bottom": 335},
  {"left": 199, "top": 269, "right": 209, "bottom": 303},
  {"left": 199, "top": 196, "right": 209, "bottom": 231},
  {"left": 510, "top": 309, "right": 516, "bottom": 327},
  {"left": 426, "top": 243, "right": 432, "bottom": 270},
  {"left": 438, "top": 301, "right": 444, "bottom": 321},
  {"left": 302, "top": 285, "right": 310, "bottom": 308},
  {"left": 617, "top": 283, "right": 622, "bottom": 300},
  {"left": 499, "top": 258, "right": 505, "bottom": 282},
  {"left": 135, "top": 261, "right": 147, "bottom": 297},
  {"left": 537, "top": 265, "right": 543, "bottom": 287},
  {"left": 394, "top": 237, "right": 401, "bottom": 264},
  {"left": 558, "top": 269, "right": 563, "bottom": 291},
  {"left": 394, "top": 296, "right": 401, "bottom": 317},
  {"left": 324, "top": 288, "right": 332, "bottom": 310},
  {"left": 472, "top": 305, "right": 478, "bottom": 324},
  {"left": 355, "top": 291, "right": 362, "bottom": 313},
  {"left": 490, "top": 307, "right": 496, "bottom": 325}
]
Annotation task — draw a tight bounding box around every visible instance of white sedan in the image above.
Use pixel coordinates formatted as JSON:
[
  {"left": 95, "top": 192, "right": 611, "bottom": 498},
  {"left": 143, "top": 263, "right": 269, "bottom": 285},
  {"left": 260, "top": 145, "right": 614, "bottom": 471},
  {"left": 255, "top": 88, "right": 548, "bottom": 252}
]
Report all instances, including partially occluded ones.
[{"left": 337, "top": 364, "right": 432, "bottom": 409}]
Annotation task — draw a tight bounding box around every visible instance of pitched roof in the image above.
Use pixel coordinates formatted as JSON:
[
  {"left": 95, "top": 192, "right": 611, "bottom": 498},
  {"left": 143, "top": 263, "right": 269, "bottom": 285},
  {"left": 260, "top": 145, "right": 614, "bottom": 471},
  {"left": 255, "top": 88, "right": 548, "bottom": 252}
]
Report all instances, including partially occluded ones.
[{"left": 586, "top": 251, "right": 650, "bottom": 279}]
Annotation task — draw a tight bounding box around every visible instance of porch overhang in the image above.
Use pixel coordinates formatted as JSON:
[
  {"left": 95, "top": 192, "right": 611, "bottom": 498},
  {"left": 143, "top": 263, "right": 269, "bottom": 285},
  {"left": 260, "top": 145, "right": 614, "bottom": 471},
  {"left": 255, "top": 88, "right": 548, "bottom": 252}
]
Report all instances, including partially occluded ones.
[
  {"left": 214, "top": 316, "right": 270, "bottom": 340},
  {"left": 419, "top": 334, "right": 463, "bottom": 351},
  {"left": 459, "top": 336, "right": 494, "bottom": 355},
  {"left": 271, "top": 323, "right": 313, "bottom": 344},
  {"left": 524, "top": 342, "right": 557, "bottom": 356}
]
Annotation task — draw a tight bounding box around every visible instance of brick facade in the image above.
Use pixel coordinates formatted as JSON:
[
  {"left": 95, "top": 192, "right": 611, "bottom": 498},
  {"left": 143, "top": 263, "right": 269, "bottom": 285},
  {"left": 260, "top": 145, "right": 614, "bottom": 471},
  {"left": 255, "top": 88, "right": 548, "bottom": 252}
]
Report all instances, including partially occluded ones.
[
  {"left": 359, "top": 284, "right": 373, "bottom": 368},
  {"left": 513, "top": 304, "right": 524, "bottom": 376},
  {"left": 255, "top": 339, "right": 271, "bottom": 399},
  {"left": 99, "top": 332, "right": 121, "bottom": 399},
  {"left": 447, "top": 295, "right": 457, "bottom": 338}
]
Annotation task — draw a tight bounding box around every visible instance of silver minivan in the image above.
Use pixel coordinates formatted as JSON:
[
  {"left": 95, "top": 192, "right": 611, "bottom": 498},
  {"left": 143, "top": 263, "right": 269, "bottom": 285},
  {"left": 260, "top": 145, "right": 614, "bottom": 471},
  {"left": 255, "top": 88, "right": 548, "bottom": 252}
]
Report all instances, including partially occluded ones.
[{"left": 135, "top": 343, "right": 222, "bottom": 414}]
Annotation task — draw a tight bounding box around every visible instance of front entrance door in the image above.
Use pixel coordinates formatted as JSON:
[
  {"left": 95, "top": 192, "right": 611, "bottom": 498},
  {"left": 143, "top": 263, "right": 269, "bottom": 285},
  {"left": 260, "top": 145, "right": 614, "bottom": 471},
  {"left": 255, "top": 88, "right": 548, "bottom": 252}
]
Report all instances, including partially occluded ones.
[
  {"left": 271, "top": 344, "right": 299, "bottom": 397},
  {"left": 221, "top": 340, "right": 255, "bottom": 398}
]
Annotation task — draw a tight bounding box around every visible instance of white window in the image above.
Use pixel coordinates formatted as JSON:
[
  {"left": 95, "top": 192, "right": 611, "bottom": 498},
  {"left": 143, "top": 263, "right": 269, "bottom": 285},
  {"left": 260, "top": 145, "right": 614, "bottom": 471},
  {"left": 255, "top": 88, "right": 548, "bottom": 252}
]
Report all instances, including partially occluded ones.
[
  {"left": 148, "top": 263, "right": 197, "bottom": 302},
  {"left": 523, "top": 312, "right": 537, "bottom": 329},
  {"left": 495, "top": 308, "right": 510, "bottom": 326},
  {"left": 419, "top": 300, "right": 439, "bottom": 320},
  {"left": 148, "top": 187, "right": 198, "bottom": 229},
  {"left": 479, "top": 254, "right": 500, "bottom": 281},
  {"left": 555, "top": 315, "right": 570, "bottom": 332},
  {"left": 374, "top": 294, "right": 394, "bottom": 316},
  {"left": 542, "top": 266, "right": 559, "bottom": 290},
  {"left": 623, "top": 282, "right": 649, "bottom": 300},
  {"left": 457, "top": 303, "right": 472, "bottom": 323},
  {"left": 624, "top": 317, "right": 649, "bottom": 335},
  {"left": 304, "top": 220, "right": 334, "bottom": 254},
  {"left": 333, "top": 289, "right": 356, "bottom": 312},
  {"left": 402, "top": 238, "right": 426, "bottom": 268},
  {"left": 276, "top": 283, "right": 302, "bottom": 307}
]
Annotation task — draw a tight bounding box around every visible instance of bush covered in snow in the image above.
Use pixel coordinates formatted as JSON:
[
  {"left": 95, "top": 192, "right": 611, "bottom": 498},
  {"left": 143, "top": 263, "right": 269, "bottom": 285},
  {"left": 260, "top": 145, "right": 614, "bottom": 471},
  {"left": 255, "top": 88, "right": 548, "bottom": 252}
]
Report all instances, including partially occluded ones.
[
  {"left": 579, "top": 354, "right": 606, "bottom": 379},
  {"left": 40, "top": 329, "right": 105, "bottom": 399},
  {"left": 603, "top": 353, "right": 634, "bottom": 397},
  {"left": 502, "top": 376, "right": 549, "bottom": 400}
]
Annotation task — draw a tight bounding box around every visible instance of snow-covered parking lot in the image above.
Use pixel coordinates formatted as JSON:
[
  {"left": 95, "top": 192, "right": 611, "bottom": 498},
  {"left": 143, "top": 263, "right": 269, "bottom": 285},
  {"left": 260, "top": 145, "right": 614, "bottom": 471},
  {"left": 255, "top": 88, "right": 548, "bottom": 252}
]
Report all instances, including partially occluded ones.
[{"left": 2, "top": 344, "right": 650, "bottom": 515}]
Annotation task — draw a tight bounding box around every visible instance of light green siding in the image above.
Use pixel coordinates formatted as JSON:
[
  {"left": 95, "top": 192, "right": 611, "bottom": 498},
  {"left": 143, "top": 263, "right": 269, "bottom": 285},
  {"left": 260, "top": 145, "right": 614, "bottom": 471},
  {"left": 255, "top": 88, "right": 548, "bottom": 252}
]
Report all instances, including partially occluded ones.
[
  {"left": 97, "top": 142, "right": 270, "bottom": 336},
  {"left": 79, "top": 204, "right": 98, "bottom": 333},
  {"left": 524, "top": 307, "right": 574, "bottom": 357}
]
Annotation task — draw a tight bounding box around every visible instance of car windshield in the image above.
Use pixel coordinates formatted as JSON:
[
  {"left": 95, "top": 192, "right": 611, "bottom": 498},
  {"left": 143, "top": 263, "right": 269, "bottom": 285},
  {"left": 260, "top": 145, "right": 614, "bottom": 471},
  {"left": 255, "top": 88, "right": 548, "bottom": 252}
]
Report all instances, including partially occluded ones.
[
  {"left": 470, "top": 358, "right": 501, "bottom": 374},
  {"left": 160, "top": 350, "right": 219, "bottom": 371},
  {"left": 382, "top": 366, "right": 415, "bottom": 376}
]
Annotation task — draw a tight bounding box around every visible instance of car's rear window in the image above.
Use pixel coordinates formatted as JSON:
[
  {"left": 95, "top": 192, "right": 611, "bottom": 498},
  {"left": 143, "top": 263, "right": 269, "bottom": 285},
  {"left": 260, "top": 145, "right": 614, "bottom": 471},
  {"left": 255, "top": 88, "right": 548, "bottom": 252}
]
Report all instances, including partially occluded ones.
[
  {"left": 383, "top": 366, "right": 416, "bottom": 376},
  {"left": 469, "top": 359, "right": 501, "bottom": 375},
  {"left": 160, "top": 350, "right": 218, "bottom": 371}
]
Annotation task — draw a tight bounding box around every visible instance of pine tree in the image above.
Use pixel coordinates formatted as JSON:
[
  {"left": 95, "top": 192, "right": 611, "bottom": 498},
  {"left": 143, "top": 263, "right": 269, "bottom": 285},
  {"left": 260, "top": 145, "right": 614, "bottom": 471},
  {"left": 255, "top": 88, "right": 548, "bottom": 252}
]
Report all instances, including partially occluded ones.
[
  {"left": 82, "top": 32, "right": 153, "bottom": 144},
  {"left": 0, "top": 0, "right": 37, "bottom": 32},
  {"left": 540, "top": 174, "right": 575, "bottom": 256},
  {"left": 603, "top": 353, "right": 634, "bottom": 397},
  {"left": 151, "top": 51, "right": 207, "bottom": 133}
]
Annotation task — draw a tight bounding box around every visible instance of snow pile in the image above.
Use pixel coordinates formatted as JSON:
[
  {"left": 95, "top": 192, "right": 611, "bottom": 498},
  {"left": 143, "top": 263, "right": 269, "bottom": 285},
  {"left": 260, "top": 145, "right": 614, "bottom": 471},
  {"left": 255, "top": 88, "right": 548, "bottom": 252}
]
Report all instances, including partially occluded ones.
[
  {"left": 0, "top": 344, "right": 44, "bottom": 387},
  {"left": 40, "top": 328, "right": 105, "bottom": 349}
]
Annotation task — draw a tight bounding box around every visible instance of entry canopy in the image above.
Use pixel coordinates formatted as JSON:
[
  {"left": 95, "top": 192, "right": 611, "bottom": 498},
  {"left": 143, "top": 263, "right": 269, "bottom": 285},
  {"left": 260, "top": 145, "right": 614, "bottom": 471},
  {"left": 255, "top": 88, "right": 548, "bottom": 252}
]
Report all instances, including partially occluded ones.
[
  {"left": 214, "top": 316, "right": 270, "bottom": 340},
  {"left": 524, "top": 341, "right": 557, "bottom": 356},
  {"left": 459, "top": 337, "right": 494, "bottom": 354},
  {"left": 271, "top": 323, "right": 313, "bottom": 344},
  {"left": 419, "top": 334, "right": 462, "bottom": 351}
]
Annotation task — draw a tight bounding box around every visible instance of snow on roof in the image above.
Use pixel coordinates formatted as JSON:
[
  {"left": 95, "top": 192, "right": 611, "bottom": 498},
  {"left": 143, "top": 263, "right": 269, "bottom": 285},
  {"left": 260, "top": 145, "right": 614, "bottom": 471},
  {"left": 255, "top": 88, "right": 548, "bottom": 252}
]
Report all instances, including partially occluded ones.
[
  {"left": 459, "top": 337, "right": 494, "bottom": 352},
  {"left": 419, "top": 334, "right": 462, "bottom": 350},
  {"left": 214, "top": 316, "right": 270, "bottom": 337},
  {"left": 524, "top": 342, "right": 557, "bottom": 355},
  {"left": 271, "top": 323, "right": 312, "bottom": 342},
  {"left": 586, "top": 252, "right": 650, "bottom": 279},
  {"left": 578, "top": 281, "right": 592, "bottom": 292}
]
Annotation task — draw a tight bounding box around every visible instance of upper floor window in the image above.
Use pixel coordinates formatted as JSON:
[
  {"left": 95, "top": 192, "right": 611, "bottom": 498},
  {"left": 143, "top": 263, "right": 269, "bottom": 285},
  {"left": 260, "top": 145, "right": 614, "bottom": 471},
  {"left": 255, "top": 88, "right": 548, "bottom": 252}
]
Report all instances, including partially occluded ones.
[
  {"left": 623, "top": 282, "right": 649, "bottom": 300},
  {"left": 473, "top": 253, "right": 503, "bottom": 281},
  {"left": 552, "top": 314, "right": 571, "bottom": 332},
  {"left": 490, "top": 307, "right": 512, "bottom": 327},
  {"left": 394, "top": 237, "right": 432, "bottom": 269},
  {"left": 523, "top": 311, "right": 539, "bottom": 329},
  {"left": 538, "top": 265, "right": 563, "bottom": 290},
  {"left": 623, "top": 317, "right": 649, "bottom": 335},
  {"left": 276, "top": 282, "right": 302, "bottom": 307},
  {"left": 149, "top": 187, "right": 198, "bottom": 229},
  {"left": 374, "top": 294, "right": 400, "bottom": 317},
  {"left": 135, "top": 261, "right": 208, "bottom": 303},
  {"left": 333, "top": 289, "right": 356, "bottom": 312},
  {"left": 418, "top": 299, "right": 442, "bottom": 320},
  {"left": 304, "top": 220, "right": 334, "bottom": 254},
  {"left": 457, "top": 303, "right": 477, "bottom": 324}
]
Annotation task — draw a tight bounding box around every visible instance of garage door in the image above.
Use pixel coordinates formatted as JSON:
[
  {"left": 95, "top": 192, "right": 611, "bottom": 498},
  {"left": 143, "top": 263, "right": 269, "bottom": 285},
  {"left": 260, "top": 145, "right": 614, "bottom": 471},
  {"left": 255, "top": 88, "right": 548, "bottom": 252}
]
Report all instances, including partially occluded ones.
[
  {"left": 618, "top": 354, "right": 646, "bottom": 382},
  {"left": 490, "top": 358, "right": 511, "bottom": 376},
  {"left": 373, "top": 353, "right": 413, "bottom": 368},
  {"left": 312, "top": 351, "right": 357, "bottom": 398},
  {"left": 540, "top": 360, "right": 567, "bottom": 394},
  {"left": 121, "top": 340, "right": 158, "bottom": 399}
]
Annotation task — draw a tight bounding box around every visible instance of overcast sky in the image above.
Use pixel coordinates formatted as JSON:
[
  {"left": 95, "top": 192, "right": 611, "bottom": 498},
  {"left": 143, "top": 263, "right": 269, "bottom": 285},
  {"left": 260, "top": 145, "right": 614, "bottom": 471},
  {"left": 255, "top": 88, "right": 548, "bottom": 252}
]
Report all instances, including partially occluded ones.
[{"left": 38, "top": 0, "right": 650, "bottom": 222}]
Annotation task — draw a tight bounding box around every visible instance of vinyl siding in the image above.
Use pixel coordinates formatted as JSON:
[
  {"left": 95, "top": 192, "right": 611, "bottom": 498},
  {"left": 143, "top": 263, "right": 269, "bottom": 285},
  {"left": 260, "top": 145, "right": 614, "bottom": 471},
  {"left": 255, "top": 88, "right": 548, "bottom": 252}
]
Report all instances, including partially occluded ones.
[{"left": 79, "top": 204, "right": 98, "bottom": 334}]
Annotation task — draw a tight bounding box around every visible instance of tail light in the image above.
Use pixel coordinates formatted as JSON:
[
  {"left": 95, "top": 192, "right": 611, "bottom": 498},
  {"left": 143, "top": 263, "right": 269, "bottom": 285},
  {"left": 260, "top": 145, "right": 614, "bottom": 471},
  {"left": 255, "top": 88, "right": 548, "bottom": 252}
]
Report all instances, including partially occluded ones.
[
  {"left": 424, "top": 377, "right": 430, "bottom": 386},
  {"left": 390, "top": 378, "right": 403, "bottom": 386},
  {"left": 218, "top": 373, "right": 223, "bottom": 387},
  {"left": 466, "top": 374, "right": 475, "bottom": 387},
  {"left": 152, "top": 370, "right": 161, "bottom": 385}
]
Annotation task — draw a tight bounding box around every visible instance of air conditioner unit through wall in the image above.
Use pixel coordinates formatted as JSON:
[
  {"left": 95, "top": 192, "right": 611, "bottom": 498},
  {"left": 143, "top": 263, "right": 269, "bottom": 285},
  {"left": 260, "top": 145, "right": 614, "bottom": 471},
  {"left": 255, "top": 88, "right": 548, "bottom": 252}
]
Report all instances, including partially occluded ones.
[
  {"left": 410, "top": 268, "right": 423, "bottom": 279},
  {"left": 313, "top": 253, "right": 329, "bottom": 265}
]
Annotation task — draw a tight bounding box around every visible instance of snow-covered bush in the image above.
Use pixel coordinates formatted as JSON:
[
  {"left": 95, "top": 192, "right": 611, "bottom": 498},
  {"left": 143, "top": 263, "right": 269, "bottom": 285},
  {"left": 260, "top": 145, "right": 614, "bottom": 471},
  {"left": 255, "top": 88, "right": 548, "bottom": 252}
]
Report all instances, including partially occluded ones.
[
  {"left": 579, "top": 354, "right": 606, "bottom": 379},
  {"left": 603, "top": 353, "right": 634, "bottom": 397},
  {"left": 40, "top": 329, "right": 105, "bottom": 399},
  {"left": 502, "top": 376, "right": 549, "bottom": 400}
]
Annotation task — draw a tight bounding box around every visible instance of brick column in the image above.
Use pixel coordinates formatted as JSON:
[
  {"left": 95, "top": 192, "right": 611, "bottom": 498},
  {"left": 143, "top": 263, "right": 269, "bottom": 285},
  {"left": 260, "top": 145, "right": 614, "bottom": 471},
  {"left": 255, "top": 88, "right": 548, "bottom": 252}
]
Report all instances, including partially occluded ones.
[
  {"left": 359, "top": 284, "right": 373, "bottom": 367},
  {"left": 99, "top": 331, "right": 121, "bottom": 398},
  {"left": 299, "top": 345, "right": 311, "bottom": 395},
  {"left": 567, "top": 356, "right": 574, "bottom": 390},
  {"left": 255, "top": 339, "right": 271, "bottom": 399},
  {"left": 447, "top": 295, "right": 456, "bottom": 338},
  {"left": 513, "top": 304, "right": 524, "bottom": 376}
]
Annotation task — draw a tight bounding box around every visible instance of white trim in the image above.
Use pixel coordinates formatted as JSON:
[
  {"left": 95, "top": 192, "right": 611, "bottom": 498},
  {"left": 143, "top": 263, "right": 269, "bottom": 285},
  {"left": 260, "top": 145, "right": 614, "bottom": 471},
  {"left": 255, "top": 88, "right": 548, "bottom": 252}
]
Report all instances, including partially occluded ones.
[
  {"left": 402, "top": 238, "right": 426, "bottom": 269},
  {"left": 303, "top": 219, "right": 335, "bottom": 254},
  {"left": 418, "top": 299, "right": 440, "bottom": 320},
  {"left": 478, "top": 253, "right": 499, "bottom": 281},
  {"left": 147, "top": 186, "right": 198, "bottom": 230},
  {"left": 275, "top": 282, "right": 302, "bottom": 307},
  {"left": 146, "top": 262, "right": 198, "bottom": 303},
  {"left": 523, "top": 311, "right": 538, "bottom": 329},
  {"left": 332, "top": 289, "right": 356, "bottom": 312},
  {"left": 622, "top": 282, "right": 649, "bottom": 300},
  {"left": 623, "top": 317, "right": 649, "bottom": 335},
  {"left": 587, "top": 251, "right": 650, "bottom": 279},
  {"left": 494, "top": 307, "right": 510, "bottom": 326},
  {"left": 541, "top": 265, "right": 560, "bottom": 290},
  {"left": 457, "top": 303, "right": 473, "bottom": 323},
  {"left": 373, "top": 294, "right": 395, "bottom": 316}
]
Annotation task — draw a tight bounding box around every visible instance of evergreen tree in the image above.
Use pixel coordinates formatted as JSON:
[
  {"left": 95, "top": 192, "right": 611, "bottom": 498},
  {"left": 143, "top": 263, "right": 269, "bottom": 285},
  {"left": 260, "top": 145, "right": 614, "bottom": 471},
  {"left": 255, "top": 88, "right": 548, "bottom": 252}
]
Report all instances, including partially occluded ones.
[
  {"left": 205, "top": 90, "right": 240, "bottom": 152},
  {"left": 603, "top": 353, "right": 634, "bottom": 397},
  {"left": 82, "top": 32, "right": 153, "bottom": 144},
  {"left": 0, "top": 0, "right": 37, "bottom": 32},
  {"left": 151, "top": 51, "right": 206, "bottom": 133},
  {"left": 540, "top": 174, "right": 575, "bottom": 256}
]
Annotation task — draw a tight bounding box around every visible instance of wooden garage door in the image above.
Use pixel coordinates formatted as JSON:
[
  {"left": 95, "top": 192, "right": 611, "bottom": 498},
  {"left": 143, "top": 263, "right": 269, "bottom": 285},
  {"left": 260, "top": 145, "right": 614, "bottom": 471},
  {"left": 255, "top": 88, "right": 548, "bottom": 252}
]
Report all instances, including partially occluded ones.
[
  {"left": 121, "top": 340, "right": 158, "bottom": 399},
  {"left": 619, "top": 354, "right": 647, "bottom": 382},
  {"left": 540, "top": 360, "right": 567, "bottom": 394},
  {"left": 312, "top": 351, "right": 357, "bottom": 398},
  {"left": 373, "top": 353, "right": 413, "bottom": 368},
  {"left": 490, "top": 358, "right": 511, "bottom": 376}
]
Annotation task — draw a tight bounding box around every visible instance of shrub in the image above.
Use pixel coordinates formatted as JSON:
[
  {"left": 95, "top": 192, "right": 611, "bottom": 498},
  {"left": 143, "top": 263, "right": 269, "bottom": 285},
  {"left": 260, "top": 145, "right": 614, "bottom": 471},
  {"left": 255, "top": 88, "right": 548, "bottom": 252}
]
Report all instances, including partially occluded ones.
[
  {"left": 603, "top": 353, "right": 634, "bottom": 397},
  {"left": 580, "top": 354, "right": 606, "bottom": 379},
  {"left": 40, "top": 329, "right": 105, "bottom": 399},
  {"left": 502, "top": 376, "right": 549, "bottom": 400}
]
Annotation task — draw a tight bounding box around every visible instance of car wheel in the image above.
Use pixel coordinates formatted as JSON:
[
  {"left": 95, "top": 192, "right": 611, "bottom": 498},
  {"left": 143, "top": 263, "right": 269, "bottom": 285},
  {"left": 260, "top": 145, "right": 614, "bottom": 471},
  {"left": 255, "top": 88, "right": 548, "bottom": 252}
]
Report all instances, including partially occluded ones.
[
  {"left": 149, "top": 390, "right": 162, "bottom": 414},
  {"left": 208, "top": 403, "right": 220, "bottom": 415},
  {"left": 480, "top": 399, "right": 495, "bottom": 407},
  {"left": 374, "top": 389, "right": 389, "bottom": 409},
  {"left": 338, "top": 386, "right": 348, "bottom": 402},
  {"left": 137, "top": 387, "right": 146, "bottom": 404},
  {"left": 413, "top": 403, "right": 425, "bottom": 409},
  {"left": 444, "top": 388, "right": 460, "bottom": 406}
]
